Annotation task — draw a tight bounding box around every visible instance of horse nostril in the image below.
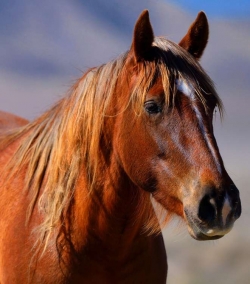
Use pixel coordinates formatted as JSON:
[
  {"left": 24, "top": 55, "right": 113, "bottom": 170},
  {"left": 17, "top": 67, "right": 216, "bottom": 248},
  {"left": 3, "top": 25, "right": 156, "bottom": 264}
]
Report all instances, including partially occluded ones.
[{"left": 198, "top": 195, "right": 216, "bottom": 223}]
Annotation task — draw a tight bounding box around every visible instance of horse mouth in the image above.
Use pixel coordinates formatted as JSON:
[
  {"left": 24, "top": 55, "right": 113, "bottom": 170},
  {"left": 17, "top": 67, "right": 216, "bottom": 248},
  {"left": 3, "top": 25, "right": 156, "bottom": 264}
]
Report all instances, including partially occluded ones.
[
  {"left": 184, "top": 210, "right": 225, "bottom": 241},
  {"left": 188, "top": 227, "right": 224, "bottom": 241}
]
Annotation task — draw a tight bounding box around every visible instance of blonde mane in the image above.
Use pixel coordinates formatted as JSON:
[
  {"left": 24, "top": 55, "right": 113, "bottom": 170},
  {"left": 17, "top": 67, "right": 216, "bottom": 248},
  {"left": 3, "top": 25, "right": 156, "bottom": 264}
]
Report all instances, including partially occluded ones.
[{"left": 0, "top": 37, "right": 223, "bottom": 250}]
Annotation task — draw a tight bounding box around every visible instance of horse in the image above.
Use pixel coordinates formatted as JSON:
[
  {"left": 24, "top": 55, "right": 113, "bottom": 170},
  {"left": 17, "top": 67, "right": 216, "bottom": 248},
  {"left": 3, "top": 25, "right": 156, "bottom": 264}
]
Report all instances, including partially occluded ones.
[{"left": 0, "top": 10, "right": 241, "bottom": 284}]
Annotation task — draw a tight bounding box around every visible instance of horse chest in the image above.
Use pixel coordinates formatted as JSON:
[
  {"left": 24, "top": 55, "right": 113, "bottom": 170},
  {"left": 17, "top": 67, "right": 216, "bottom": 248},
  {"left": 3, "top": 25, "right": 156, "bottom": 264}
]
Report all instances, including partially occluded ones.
[
  {"left": 69, "top": 233, "right": 167, "bottom": 284},
  {"left": 61, "top": 237, "right": 167, "bottom": 283}
]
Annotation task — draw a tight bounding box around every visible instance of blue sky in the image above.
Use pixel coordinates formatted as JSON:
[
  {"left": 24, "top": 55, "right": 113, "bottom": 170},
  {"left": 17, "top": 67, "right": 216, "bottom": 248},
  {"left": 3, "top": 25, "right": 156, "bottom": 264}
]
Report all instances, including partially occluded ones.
[{"left": 168, "top": 0, "right": 250, "bottom": 18}]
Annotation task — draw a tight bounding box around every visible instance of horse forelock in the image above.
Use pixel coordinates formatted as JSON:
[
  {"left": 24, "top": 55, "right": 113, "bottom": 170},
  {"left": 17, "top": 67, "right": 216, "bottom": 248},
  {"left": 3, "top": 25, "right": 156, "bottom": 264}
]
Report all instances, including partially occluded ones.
[{"left": 0, "top": 36, "right": 223, "bottom": 251}]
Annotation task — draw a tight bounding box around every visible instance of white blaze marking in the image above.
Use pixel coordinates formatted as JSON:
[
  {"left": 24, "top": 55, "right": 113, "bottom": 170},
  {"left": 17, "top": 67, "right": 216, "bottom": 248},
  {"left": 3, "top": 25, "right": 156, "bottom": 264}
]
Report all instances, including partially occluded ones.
[
  {"left": 176, "top": 79, "right": 222, "bottom": 174},
  {"left": 176, "top": 79, "right": 195, "bottom": 100},
  {"left": 222, "top": 193, "right": 231, "bottom": 226}
]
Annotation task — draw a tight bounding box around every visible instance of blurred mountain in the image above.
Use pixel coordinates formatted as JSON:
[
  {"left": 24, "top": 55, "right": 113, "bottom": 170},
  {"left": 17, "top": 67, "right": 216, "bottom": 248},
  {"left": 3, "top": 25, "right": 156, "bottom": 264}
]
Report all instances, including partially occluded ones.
[{"left": 0, "top": 1, "right": 249, "bottom": 283}]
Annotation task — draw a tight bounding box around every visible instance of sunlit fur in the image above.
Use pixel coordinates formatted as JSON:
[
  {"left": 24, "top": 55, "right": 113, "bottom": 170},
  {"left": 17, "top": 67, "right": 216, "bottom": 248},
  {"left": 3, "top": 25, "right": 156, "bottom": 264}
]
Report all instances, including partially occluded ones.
[{"left": 0, "top": 37, "right": 223, "bottom": 255}]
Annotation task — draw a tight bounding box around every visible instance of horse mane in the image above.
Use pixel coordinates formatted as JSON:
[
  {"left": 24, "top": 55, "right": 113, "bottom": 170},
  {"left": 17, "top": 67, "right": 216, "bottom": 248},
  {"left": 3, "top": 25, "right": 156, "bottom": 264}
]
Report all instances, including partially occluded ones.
[{"left": 0, "top": 37, "right": 223, "bottom": 250}]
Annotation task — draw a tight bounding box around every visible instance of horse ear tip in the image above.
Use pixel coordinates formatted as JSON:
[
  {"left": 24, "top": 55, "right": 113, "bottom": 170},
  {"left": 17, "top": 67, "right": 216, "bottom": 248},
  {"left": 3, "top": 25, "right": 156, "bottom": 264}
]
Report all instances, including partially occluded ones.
[
  {"left": 197, "top": 11, "right": 208, "bottom": 24},
  {"left": 141, "top": 9, "right": 149, "bottom": 17},
  {"left": 137, "top": 10, "right": 150, "bottom": 23},
  {"left": 198, "top": 11, "right": 206, "bottom": 17}
]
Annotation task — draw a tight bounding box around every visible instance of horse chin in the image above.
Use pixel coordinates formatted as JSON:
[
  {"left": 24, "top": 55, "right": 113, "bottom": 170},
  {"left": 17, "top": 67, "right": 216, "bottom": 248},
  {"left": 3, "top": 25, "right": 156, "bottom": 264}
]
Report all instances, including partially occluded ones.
[
  {"left": 187, "top": 225, "right": 224, "bottom": 241},
  {"left": 184, "top": 211, "right": 225, "bottom": 241}
]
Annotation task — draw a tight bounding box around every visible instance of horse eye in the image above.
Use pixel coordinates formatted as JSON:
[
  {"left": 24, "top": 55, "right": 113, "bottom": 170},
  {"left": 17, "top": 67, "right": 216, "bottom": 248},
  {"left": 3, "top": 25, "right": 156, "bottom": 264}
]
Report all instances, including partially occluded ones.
[{"left": 144, "top": 101, "right": 161, "bottom": 114}]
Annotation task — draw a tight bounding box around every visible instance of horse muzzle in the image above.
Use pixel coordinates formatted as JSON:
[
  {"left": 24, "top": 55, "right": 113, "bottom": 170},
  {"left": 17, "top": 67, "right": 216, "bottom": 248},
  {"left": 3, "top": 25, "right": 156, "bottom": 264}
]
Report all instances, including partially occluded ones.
[{"left": 183, "top": 184, "right": 241, "bottom": 241}]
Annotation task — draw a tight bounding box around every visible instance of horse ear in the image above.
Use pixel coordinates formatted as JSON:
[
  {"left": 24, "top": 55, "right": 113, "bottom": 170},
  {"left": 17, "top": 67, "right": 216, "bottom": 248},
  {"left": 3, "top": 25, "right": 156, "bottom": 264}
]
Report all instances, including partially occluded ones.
[
  {"left": 179, "top": 11, "right": 209, "bottom": 60},
  {"left": 131, "top": 10, "right": 154, "bottom": 62}
]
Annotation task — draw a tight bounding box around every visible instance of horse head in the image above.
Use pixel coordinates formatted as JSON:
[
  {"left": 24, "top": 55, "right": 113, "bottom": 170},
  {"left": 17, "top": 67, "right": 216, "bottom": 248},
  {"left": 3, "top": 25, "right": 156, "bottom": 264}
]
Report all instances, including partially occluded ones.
[{"left": 113, "top": 10, "right": 241, "bottom": 240}]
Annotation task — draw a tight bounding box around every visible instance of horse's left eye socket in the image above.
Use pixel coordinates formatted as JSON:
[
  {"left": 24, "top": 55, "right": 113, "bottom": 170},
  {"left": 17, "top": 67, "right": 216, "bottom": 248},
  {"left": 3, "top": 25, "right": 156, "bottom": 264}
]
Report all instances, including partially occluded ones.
[{"left": 144, "top": 101, "right": 161, "bottom": 114}]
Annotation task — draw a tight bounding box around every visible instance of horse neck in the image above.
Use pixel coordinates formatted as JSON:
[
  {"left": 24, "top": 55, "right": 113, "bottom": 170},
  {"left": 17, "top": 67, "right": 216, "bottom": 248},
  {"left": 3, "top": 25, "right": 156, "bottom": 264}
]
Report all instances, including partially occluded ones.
[{"left": 72, "top": 153, "right": 154, "bottom": 258}]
